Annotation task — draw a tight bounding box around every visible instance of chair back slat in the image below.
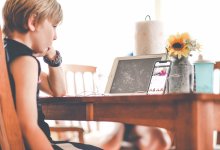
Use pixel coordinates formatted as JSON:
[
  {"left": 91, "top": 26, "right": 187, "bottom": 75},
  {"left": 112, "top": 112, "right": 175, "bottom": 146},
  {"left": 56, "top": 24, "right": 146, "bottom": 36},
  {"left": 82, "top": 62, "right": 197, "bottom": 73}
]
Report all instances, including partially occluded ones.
[
  {"left": 63, "top": 64, "right": 97, "bottom": 96},
  {"left": 0, "top": 27, "right": 25, "bottom": 149}
]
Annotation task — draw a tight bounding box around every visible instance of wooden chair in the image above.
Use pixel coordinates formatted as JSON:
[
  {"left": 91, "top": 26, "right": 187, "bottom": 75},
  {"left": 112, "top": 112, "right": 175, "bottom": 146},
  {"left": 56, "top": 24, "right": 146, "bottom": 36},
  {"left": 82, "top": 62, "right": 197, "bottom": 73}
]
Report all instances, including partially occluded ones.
[
  {"left": 50, "top": 64, "right": 99, "bottom": 143},
  {"left": 214, "top": 61, "right": 220, "bottom": 145},
  {"left": 0, "top": 27, "right": 25, "bottom": 149},
  {"left": 63, "top": 64, "right": 97, "bottom": 96}
]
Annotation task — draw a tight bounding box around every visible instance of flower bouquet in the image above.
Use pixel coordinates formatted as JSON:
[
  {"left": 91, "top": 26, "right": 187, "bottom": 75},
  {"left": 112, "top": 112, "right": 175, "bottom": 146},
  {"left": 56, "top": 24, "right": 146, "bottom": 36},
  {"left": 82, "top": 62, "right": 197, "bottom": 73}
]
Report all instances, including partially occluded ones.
[
  {"left": 165, "top": 32, "right": 201, "bottom": 93},
  {"left": 166, "top": 32, "right": 201, "bottom": 60}
]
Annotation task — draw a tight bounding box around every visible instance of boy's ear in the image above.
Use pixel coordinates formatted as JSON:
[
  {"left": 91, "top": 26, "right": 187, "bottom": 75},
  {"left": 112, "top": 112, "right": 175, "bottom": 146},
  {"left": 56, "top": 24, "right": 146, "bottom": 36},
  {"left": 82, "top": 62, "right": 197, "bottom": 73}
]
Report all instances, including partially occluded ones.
[{"left": 27, "top": 14, "right": 37, "bottom": 31}]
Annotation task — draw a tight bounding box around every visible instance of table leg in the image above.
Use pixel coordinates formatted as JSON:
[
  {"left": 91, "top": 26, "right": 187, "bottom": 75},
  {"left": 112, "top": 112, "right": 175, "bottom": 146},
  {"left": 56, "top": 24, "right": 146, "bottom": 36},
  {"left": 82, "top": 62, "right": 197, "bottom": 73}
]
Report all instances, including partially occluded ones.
[{"left": 175, "top": 101, "right": 214, "bottom": 150}]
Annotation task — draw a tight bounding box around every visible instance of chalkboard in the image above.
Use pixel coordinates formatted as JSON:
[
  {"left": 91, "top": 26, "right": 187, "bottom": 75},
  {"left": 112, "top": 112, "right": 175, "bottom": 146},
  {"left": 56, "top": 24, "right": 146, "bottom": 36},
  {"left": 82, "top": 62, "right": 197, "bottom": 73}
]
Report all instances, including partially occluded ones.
[{"left": 105, "top": 54, "right": 165, "bottom": 94}]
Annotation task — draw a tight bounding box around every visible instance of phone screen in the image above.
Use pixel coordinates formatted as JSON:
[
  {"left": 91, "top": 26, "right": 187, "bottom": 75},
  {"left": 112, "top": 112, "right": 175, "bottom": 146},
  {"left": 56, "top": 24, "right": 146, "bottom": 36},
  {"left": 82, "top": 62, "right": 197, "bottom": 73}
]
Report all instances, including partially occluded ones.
[{"left": 147, "top": 61, "right": 171, "bottom": 95}]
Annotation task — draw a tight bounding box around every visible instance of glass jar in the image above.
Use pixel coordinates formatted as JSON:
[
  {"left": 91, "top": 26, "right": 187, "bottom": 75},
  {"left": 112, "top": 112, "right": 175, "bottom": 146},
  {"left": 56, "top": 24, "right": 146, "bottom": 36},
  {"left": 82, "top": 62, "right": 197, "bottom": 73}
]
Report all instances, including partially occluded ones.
[{"left": 168, "top": 57, "right": 193, "bottom": 93}]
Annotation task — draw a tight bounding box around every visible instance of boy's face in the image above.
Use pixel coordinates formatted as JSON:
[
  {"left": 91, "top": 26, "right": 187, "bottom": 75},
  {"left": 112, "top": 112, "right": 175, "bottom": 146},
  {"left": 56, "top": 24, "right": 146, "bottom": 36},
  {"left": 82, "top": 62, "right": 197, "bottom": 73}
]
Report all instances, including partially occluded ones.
[{"left": 31, "top": 19, "right": 57, "bottom": 56}]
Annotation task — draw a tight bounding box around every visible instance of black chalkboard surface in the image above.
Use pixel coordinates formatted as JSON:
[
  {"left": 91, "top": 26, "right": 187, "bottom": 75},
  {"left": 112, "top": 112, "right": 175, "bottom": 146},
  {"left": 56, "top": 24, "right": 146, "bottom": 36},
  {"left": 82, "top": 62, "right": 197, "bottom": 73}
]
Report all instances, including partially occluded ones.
[{"left": 105, "top": 54, "right": 166, "bottom": 94}]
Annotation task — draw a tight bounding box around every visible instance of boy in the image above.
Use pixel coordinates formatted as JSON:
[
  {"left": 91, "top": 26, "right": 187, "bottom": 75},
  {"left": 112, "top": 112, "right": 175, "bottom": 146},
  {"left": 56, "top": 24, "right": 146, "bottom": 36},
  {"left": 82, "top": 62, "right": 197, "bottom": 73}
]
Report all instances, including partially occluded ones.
[{"left": 2, "top": 0, "right": 101, "bottom": 149}]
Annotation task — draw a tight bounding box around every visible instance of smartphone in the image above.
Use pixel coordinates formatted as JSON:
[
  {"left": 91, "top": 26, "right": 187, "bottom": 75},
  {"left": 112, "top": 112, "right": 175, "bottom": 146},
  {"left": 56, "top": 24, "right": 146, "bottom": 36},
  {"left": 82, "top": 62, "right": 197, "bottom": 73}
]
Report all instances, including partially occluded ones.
[{"left": 147, "top": 60, "right": 172, "bottom": 95}]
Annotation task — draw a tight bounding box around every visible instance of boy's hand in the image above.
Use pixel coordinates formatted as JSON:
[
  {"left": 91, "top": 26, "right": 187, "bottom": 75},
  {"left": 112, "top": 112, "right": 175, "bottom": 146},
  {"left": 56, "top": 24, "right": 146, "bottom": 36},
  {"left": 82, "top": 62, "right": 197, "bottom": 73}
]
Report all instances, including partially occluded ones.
[{"left": 44, "top": 47, "right": 57, "bottom": 60}]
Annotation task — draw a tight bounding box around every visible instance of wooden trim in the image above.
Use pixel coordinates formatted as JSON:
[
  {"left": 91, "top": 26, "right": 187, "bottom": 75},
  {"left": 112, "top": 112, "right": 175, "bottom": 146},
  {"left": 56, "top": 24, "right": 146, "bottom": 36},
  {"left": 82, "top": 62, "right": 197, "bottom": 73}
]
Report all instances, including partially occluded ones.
[
  {"left": 0, "top": 97, "right": 10, "bottom": 150},
  {"left": 214, "top": 61, "right": 220, "bottom": 69},
  {"left": 86, "top": 103, "right": 94, "bottom": 121},
  {"left": 62, "top": 64, "right": 96, "bottom": 73}
]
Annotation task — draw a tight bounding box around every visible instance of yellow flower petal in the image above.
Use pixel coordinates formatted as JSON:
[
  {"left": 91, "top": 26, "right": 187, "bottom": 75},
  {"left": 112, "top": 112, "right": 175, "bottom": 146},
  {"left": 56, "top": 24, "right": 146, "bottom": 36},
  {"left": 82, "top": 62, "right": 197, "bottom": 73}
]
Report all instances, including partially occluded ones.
[{"left": 166, "top": 32, "right": 192, "bottom": 59}]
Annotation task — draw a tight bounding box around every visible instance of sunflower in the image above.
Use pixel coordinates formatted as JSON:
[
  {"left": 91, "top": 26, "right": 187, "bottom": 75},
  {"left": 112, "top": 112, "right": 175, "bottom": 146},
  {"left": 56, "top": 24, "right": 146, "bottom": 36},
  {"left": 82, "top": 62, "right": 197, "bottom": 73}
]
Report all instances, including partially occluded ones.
[{"left": 166, "top": 32, "right": 191, "bottom": 59}]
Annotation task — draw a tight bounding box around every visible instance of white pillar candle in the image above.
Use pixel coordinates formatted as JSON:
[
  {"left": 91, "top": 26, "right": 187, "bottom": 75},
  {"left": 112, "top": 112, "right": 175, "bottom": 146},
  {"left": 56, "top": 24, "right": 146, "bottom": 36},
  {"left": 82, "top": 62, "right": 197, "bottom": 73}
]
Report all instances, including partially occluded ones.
[{"left": 135, "top": 21, "right": 165, "bottom": 55}]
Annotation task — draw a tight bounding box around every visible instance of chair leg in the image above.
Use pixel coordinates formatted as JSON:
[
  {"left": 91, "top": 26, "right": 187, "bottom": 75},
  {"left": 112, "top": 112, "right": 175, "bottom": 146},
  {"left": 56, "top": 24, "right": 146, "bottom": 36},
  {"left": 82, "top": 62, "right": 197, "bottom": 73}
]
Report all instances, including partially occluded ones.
[
  {"left": 217, "top": 132, "right": 220, "bottom": 144},
  {"left": 79, "top": 131, "right": 84, "bottom": 143}
]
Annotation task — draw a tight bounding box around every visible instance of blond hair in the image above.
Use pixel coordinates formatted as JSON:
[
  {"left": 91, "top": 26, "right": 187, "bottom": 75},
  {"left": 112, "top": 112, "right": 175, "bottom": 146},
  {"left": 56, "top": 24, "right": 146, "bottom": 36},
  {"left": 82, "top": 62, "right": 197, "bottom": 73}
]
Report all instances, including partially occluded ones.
[{"left": 2, "top": 0, "right": 63, "bottom": 37}]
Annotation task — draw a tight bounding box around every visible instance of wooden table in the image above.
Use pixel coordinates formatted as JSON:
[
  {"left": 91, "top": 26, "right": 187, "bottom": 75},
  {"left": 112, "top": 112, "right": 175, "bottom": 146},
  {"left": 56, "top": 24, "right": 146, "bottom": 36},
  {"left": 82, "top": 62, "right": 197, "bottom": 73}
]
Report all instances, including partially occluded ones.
[{"left": 39, "top": 93, "right": 220, "bottom": 150}]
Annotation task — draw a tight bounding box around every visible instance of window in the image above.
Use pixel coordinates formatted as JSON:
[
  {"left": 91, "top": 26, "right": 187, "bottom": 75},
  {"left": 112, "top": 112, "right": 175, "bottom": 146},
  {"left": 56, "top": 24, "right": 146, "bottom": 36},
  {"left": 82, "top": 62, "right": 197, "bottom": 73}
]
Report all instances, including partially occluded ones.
[
  {"left": 55, "top": 0, "right": 156, "bottom": 74},
  {"left": 159, "top": 0, "right": 220, "bottom": 61}
]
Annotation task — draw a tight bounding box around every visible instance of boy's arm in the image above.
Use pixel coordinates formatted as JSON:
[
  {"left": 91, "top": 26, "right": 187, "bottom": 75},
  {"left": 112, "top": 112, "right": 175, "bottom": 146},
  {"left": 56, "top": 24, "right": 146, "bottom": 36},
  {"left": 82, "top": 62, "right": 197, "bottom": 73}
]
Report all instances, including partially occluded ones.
[
  {"left": 39, "top": 47, "right": 66, "bottom": 96},
  {"left": 11, "top": 56, "right": 53, "bottom": 150}
]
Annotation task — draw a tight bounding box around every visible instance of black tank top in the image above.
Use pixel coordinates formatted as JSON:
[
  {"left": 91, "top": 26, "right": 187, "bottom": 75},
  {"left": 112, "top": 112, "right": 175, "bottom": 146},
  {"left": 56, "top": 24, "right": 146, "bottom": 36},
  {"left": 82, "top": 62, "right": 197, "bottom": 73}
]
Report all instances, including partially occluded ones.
[{"left": 4, "top": 38, "right": 52, "bottom": 142}]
